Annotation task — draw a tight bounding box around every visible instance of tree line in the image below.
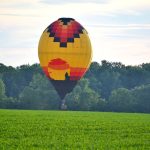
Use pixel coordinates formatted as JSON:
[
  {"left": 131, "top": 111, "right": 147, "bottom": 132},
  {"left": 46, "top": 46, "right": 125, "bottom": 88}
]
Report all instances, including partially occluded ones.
[{"left": 0, "top": 60, "right": 150, "bottom": 113}]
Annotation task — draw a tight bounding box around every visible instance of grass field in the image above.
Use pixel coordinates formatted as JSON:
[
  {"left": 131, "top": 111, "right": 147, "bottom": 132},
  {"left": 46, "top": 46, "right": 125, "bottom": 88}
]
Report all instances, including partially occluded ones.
[{"left": 0, "top": 109, "right": 149, "bottom": 150}]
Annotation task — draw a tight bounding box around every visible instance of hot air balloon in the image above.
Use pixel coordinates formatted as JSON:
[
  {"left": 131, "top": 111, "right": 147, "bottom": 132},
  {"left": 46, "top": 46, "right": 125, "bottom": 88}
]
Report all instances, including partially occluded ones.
[{"left": 38, "top": 18, "right": 92, "bottom": 109}]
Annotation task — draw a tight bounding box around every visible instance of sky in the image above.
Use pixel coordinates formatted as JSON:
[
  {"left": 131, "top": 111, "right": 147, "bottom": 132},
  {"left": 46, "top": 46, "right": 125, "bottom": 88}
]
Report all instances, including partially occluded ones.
[{"left": 0, "top": 0, "right": 150, "bottom": 67}]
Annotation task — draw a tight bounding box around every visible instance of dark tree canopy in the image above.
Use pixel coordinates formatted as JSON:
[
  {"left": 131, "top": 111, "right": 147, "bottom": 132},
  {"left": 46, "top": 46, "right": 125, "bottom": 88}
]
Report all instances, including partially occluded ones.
[{"left": 0, "top": 60, "right": 150, "bottom": 113}]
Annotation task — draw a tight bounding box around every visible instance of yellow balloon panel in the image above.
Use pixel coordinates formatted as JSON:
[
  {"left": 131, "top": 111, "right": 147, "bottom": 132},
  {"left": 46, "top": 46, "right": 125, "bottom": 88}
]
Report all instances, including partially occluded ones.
[{"left": 38, "top": 18, "right": 92, "bottom": 81}]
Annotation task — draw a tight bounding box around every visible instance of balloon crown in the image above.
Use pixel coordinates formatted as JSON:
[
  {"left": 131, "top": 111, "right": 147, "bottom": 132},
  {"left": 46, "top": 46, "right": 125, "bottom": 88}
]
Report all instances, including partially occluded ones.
[
  {"left": 46, "top": 17, "right": 85, "bottom": 47},
  {"left": 58, "top": 18, "right": 75, "bottom": 25}
]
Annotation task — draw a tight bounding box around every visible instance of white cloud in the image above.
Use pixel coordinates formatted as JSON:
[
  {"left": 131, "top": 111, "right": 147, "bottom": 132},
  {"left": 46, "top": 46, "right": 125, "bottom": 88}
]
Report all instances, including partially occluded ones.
[
  {"left": 96, "top": 0, "right": 150, "bottom": 15},
  {"left": 40, "top": 0, "right": 107, "bottom": 4},
  {"left": 88, "top": 25, "right": 150, "bottom": 65},
  {"left": 0, "top": 48, "right": 38, "bottom": 67},
  {"left": 0, "top": 0, "right": 150, "bottom": 66},
  {"left": 89, "top": 24, "right": 150, "bottom": 30}
]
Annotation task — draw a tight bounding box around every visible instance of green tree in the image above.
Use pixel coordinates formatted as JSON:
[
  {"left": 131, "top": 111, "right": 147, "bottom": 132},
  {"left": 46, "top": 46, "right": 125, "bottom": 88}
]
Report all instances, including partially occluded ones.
[
  {"left": 131, "top": 84, "right": 150, "bottom": 113},
  {"left": 0, "top": 79, "right": 5, "bottom": 98},
  {"left": 0, "top": 79, "right": 16, "bottom": 108},
  {"left": 2, "top": 63, "right": 42, "bottom": 98},
  {"left": 65, "top": 78, "right": 103, "bottom": 111},
  {"left": 65, "top": 85, "right": 82, "bottom": 110},
  {"left": 79, "top": 88, "right": 100, "bottom": 111},
  {"left": 108, "top": 88, "right": 136, "bottom": 112},
  {"left": 19, "top": 74, "right": 60, "bottom": 110},
  {"left": 99, "top": 71, "right": 121, "bottom": 99},
  {"left": 121, "top": 66, "right": 147, "bottom": 89}
]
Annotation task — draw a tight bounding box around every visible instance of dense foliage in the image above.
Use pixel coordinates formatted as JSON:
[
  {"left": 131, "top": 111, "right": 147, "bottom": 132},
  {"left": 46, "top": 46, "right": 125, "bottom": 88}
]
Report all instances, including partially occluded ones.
[{"left": 0, "top": 60, "right": 150, "bottom": 113}]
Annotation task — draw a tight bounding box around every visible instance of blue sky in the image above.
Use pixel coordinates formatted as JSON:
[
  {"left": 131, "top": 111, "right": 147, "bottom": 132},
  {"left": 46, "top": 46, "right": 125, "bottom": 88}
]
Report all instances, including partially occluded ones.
[{"left": 0, "top": 0, "right": 150, "bottom": 66}]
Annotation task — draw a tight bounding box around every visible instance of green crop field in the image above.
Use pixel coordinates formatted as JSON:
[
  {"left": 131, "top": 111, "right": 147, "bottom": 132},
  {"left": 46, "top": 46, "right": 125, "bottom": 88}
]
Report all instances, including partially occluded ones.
[{"left": 0, "top": 109, "right": 149, "bottom": 150}]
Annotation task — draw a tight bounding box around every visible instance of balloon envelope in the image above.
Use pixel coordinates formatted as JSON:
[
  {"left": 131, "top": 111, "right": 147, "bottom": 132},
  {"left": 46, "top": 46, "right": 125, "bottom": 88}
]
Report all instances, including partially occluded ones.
[{"left": 38, "top": 18, "right": 92, "bottom": 99}]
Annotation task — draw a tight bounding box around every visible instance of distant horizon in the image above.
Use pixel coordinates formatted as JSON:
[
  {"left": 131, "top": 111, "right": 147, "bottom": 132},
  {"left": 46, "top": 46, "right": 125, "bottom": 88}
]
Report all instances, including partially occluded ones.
[{"left": 1, "top": 59, "right": 150, "bottom": 68}]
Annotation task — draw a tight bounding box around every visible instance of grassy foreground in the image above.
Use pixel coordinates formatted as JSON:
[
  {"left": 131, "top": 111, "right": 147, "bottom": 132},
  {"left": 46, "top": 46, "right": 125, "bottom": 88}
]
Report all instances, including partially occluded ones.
[{"left": 0, "top": 109, "right": 149, "bottom": 150}]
